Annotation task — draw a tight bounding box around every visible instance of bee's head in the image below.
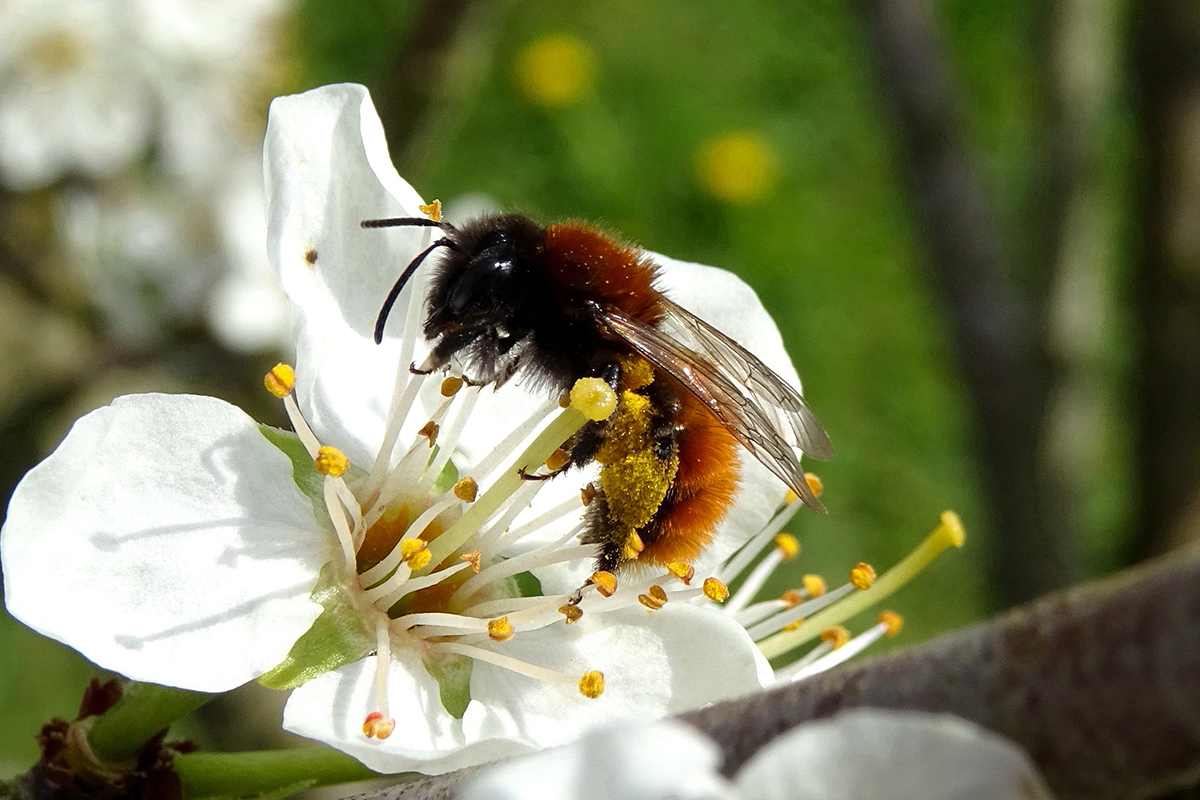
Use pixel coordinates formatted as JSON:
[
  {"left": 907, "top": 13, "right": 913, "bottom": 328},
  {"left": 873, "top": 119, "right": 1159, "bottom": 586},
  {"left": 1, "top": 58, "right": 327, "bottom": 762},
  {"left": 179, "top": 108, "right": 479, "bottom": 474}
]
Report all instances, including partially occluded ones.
[{"left": 421, "top": 214, "right": 547, "bottom": 373}]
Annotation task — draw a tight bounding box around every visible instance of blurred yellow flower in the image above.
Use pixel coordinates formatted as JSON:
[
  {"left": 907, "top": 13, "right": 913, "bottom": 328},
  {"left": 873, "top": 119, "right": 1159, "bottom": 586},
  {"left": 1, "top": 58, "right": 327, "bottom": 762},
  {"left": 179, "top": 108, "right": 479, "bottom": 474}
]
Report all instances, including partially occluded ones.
[
  {"left": 514, "top": 34, "right": 596, "bottom": 107},
  {"left": 695, "top": 132, "right": 779, "bottom": 203}
]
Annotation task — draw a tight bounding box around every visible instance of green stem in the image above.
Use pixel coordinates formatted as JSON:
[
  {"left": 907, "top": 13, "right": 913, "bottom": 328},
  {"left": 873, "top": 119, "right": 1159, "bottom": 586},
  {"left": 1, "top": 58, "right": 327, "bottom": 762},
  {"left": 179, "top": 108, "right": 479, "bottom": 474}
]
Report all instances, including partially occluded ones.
[
  {"left": 174, "top": 747, "right": 396, "bottom": 798},
  {"left": 87, "top": 682, "right": 211, "bottom": 762}
]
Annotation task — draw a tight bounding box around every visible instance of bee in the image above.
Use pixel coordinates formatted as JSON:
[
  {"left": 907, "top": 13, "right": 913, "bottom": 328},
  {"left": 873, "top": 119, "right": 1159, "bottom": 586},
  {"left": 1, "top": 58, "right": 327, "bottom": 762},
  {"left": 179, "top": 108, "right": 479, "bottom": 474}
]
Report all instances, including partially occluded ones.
[{"left": 363, "top": 212, "right": 832, "bottom": 573}]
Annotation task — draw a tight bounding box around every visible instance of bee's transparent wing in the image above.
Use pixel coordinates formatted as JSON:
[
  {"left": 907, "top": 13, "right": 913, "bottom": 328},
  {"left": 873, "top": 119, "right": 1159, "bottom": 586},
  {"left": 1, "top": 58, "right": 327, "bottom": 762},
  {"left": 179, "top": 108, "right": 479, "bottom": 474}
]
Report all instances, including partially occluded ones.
[{"left": 591, "top": 301, "right": 829, "bottom": 512}]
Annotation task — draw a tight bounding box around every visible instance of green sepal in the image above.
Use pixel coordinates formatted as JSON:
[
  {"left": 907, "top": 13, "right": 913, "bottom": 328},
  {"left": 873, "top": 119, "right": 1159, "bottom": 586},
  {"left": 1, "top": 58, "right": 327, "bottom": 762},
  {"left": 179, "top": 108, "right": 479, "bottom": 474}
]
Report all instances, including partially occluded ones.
[
  {"left": 423, "top": 653, "right": 473, "bottom": 719},
  {"left": 258, "top": 564, "right": 374, "bottom": 690},
  {"left": 259, "top": 425, "right": 329, "bottom": 529},
  {"left": 429, "top": 450, "right": 459, "bottom": 495},
  {"left": 512, "top": 570, "right": 543, "bottom": 598}
]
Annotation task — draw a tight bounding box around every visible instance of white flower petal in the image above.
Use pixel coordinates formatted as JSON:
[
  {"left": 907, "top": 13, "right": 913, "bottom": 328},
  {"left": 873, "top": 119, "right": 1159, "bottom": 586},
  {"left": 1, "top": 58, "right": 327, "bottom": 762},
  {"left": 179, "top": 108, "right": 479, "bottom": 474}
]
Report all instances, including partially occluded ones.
[
  {"left": 264, "top": 82, "right": 436, "bottom": 468},
  {"left": 463, "top": 605, "right": 766, "bottom": 749},
  {"left": 460, "top": 720, "right": 732, "bottom": 800},
  {"left": 282, "top": 646, "right": 530, "bottom": 775},
  {"left": 734, "top": 709, "right": 1053, "bottom": 800},
  {"left": 1, "top": 393, "right": 329, "bottom": 692}
]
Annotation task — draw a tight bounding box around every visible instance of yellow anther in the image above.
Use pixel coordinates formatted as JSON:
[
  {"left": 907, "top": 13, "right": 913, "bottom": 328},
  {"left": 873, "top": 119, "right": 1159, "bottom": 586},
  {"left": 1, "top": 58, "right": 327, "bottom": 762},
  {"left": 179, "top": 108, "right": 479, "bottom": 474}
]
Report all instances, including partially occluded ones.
[
  {"left": 453, "top": 477, "right": 478, "bottom": 502},
  {"left": 401, "top": 539, "right": 431, "bottom": 570},
  {"left": 362, "top": 712, "right": 395, "bottom": 739},
  {"left": 441, "top": 376, "right": 464, "bottom": 396},
  {"left": 938, "top": 510, "right": 966, "bottom": 547},
  {"left": 545, "top": 448, "right": 570, "bottom": 472},
  {"left": 849, "top": 562, "right": 876, "bottom": 590},
  {"left": 780, "top": 589, "right": 803, "bottom": 608},
  {"left": 578, "top": 670, "right": 605, "bottom": 699},
  {"left": 667, "top": 562, "right": 695, "bottom": 585},
  {"left": 638, "top": 584, "right": 668, "bottom": 610},
  {"left": 589, "top": 570, "right": 618, "bottom": 597},
  {"left": 782, "top": 618, "right": 804, "bottom": 632},
  {"left": 804, "top": 472, "right": 824, "bottom": 497},
  {"left": 570, "top": 378, "right": 618, "bottom": 421},
  {"left": 821, "top": 626, "right": 851, "bottom": 649},
  {"left": 459, "top": 550, "right": 482, "bottom": 573},
  {"left": 559, "top": 604, "right": 583, "bottom": 624},
  {"left": 581, "top": 483, "right": 601, "bottom": 506},
  {"left": 703, "top": 577, "right": 729, "bottom": 603},
  {"left": 314, "top": 446, "right": 349, "bottom": 477},
  {"left": 624, "top": 532, "right": 643, "bottom": 563},
  {"left": 264, "top": 363, "right": 297, "bottom": 397},
  {"left": 802, "top": 574, "right": 827, "bottom": 598},
  {"left": 418, "top": 421, "right": 439, "bottom": 446},
  {"left": 774, "top": 533, "right": 800, "bottom": 561},
  {"left": 419, "top": 199, "right": 443, "bottom": 222},
  {"left": 784, "top": 488, "right": 799, "bottom": 505},
  {"left": 878, "top": 610, "right": 903, "bottom": 637},
  {"left": 488, "top": 617, "right": 515, "bottom": 642}
]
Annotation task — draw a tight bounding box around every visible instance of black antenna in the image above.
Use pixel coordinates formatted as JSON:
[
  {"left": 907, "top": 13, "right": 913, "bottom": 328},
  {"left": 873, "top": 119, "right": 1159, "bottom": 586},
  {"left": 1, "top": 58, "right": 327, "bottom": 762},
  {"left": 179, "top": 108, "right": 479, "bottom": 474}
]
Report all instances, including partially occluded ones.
[
  {"left": 373, "top": 238, "right": 458, "bottom": 344},
  {"left": 361, "top": 217, "right": 450, "bottom": 230},
  {"left": 362, "top": 217, "right": 461, "bottom": 344}
]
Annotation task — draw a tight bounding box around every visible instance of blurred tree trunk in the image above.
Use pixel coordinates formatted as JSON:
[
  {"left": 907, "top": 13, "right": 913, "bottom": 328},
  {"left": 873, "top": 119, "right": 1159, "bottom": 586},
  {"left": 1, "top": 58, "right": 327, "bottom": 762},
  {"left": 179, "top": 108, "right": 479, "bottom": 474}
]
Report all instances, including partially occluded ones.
[
  {"left": 1132, "top": 2, "right": 1200, "bottom": 560},
  {"left": 851, "top": 0, "right": 1080, "bottom": 607}
]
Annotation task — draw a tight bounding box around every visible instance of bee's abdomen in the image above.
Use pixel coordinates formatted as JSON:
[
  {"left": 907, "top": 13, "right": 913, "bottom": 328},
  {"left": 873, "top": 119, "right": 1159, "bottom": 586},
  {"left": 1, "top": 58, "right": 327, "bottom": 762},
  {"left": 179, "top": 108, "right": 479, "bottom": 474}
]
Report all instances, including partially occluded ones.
[{"left": 584, "top": 379, "right": 741, "bottom": 573}]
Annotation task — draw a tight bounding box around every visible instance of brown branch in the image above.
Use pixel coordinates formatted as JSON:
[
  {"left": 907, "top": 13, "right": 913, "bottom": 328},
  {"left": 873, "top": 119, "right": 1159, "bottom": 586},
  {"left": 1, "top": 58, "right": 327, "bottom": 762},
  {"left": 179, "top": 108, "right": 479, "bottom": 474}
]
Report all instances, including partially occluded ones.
[
  {"left": 850, "top": 0, "right": 1078, "bottom": 605},
  {"left": 350, "top": 546, "right": 1200, "bottom": 800}
]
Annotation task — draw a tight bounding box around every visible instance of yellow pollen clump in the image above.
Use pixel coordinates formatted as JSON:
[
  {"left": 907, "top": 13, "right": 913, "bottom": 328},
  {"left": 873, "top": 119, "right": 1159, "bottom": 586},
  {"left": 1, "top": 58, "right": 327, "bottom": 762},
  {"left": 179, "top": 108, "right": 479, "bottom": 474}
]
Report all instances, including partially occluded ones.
[
  {"left": 578, "top": 670, "right": 605, "bottom": 699},
  {"left": 570, "top": 377, "right": 618, "bottom": 421},
  {"left": 441, "top": 376, "right": 464, "bottom": 396},
  {"left": 804, "top": 472, "right": 824, "bottom": 497},
  {"left": 621, "top": 531, "right": 645, "bottom": 561},
  {"left": 878, "top": 610, "right": 903, "bottom": 637},
  {"left": 545, "top": 448, "right": 570, "bottom": 472},
  {"left": 782, "top": 618, "right": 804, "bottom": 632},
  {"left": 849, "top": 562, "right": 876, "bottom": 590},
  {"left": 703, "top": 577, "right": 729, "bottom": 603},
  {"left": 314, "top": 446, "right": 349, "bottom": 477},
  {"left": 638, "top": 584, "right": 668, "bottom": 610},
  {"left": 488, "top": 617, "right": 515, "bottom": 642},
  {"left": 780, "top": 589, "right": 803, "bottom": 608},
  {"left": 459, "top": 550, "right": 482, "bottom": 573},
  {"left": 802, "top": 574, "right": 827, "bottom": 598},
  {"left": 618, "top": 356, "right": 655, "bottom": 390},
  {"left": 589, "top": 570, "right": 618, "bottom": 597},
  {"left": 362, "top": 712, "right": 395, "bottom": 739},
  {"left": 774, "top": 533, "right": 800, "bottom": 561},
  {"left": 418, "top": 421, "right": 439, "bottom": 447},
  {"left": 515, "top": 34, "right": 596, "bottom": 108},
  {"left": 453, "top": 477, "right": 478, "bottom": 502},
  {"left": 263, "top": 363, "right": 296, "bottom": 397},
  {"left": 419, "top": 199, "right": 443, "bottom": 222},
  {"left": 784, "top": 488, "right": 799, "bottom": 505},
  {"left": 667, "top": 562, "right": 695, "bottom": 585},
  {"left": 821, "top": 626, "right": 851, "bottom": 649},
  {"left": 559, "top": 604, "right": 583, "bottom": 624},
  {"left": 938, "top": 510, "right": 966, "bottom": 547},
  {"left": 695, "top": 131, "right": 779, "bottom": 204}
]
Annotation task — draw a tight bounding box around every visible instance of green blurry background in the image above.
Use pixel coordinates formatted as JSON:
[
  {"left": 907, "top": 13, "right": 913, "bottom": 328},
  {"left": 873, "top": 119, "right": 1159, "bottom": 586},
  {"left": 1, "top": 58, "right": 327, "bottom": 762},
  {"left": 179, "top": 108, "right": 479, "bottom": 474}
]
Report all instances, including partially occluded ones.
[{"left": 3, "top": 0, "right": 1192, "bottom": 777}]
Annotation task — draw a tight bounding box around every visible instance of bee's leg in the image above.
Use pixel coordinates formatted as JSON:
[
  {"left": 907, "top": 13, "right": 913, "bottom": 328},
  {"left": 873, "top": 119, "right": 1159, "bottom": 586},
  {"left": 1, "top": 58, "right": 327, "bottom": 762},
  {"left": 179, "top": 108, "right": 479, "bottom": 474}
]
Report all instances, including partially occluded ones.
[{"left": 516, "top": 465, "right": 570, "bottom": 481}]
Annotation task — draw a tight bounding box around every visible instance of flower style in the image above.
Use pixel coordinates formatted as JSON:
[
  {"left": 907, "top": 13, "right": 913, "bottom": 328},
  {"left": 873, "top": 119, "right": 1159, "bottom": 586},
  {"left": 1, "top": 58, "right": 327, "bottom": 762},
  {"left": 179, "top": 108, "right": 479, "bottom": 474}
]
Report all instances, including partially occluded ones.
[
  {"left": 1, "top": 83, "right": 826, "bottom": 774},
  {"left": 458, "top": 710, "right": 1053, "bottom": 800}
]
